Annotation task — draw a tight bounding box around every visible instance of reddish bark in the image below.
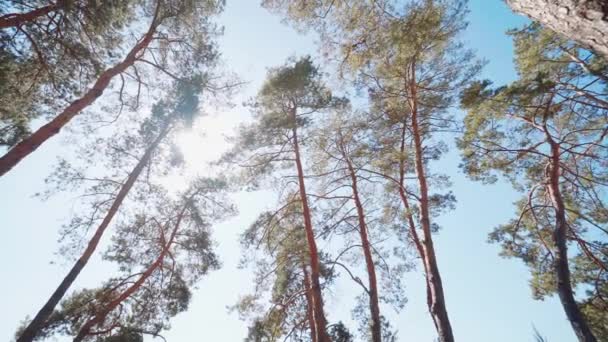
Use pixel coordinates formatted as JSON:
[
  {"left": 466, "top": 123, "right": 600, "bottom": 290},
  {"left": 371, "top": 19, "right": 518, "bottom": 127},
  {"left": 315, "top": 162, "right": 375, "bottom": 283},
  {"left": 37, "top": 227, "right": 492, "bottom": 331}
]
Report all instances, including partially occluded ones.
[
  {"left": 290, "top": 108, "right": 330, "bottom": 342},
  {"left": 396, "top": 119, "right": 434, "bottom": 311},
  {"left": 73, "top": 199, "right": 188, "bottom": 341},
  {"left": 338, "top": 135, "right": 382, "bottom": 342},
  {"left": 16, "top": 124, "right": 170, "bottom": 342},
  {"left": 545, "top": 132, "right": 597, "bottom": 342},
  {"left": 407, "top": 63, "right": 454, "bottom": 342},
  {"left": 0, "top": 4, "right": 160, "bottom": 177},
  {"left": 0, "top": 4, "right": 58, "bottom": 29},
  {"left": 302, "top": 265, "right": 318, "bottom": 342}
]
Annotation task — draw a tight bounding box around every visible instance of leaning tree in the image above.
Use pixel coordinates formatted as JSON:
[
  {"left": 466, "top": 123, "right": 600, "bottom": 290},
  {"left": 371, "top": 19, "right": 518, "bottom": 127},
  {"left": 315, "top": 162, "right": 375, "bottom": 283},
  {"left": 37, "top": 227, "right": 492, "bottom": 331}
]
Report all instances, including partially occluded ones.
[
  {"left": 17, "top": 73, "right": 217, "bottom": 342},
  {"left": 18, "top": 178, "right": 235, "bottom": 341},
  {"left": 0, "top": 0, "right": 224, "bottom": 177}
]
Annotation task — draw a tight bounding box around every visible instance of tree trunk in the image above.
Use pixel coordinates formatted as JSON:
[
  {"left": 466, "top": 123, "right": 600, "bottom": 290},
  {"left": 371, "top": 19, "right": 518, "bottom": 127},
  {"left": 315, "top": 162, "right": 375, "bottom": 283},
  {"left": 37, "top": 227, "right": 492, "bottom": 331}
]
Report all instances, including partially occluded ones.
[
  {"left": 291, "top": 110, "right": 331, "bottom": 342},
  {"left": 16, "top": 125, "right": 170, "bottom": 342},
  {"left": 340, "top": 139, "right": 382, "bottom": 342},
  {"left": 408, "top": 64, "right": 455, "bottom": 342},
  {"left": 302, "top": 265, "right": 318, "bottom": 342},
  {"left": 396, "top": 119, "right": 435, "bottom": 323},
  {"left": 546, "top": 140, "right": 597, "bottom": 342},
  {"left": 0, "top": 5, "right": 159, "bottom": 177},
  {"left": 0, "top": 4, "right": 59, "bottom": 29},
  {"left": 506, "top": 0, "right": 608, "bottom": 60},
  {"left": 73, "top": 198, "right": 186, "bottom": 342}
]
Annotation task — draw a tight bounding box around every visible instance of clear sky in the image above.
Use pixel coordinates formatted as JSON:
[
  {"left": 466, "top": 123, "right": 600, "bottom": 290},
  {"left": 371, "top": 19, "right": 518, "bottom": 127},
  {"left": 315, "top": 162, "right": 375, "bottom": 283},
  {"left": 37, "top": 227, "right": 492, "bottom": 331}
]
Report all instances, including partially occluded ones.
[{"left": 0, "top": 1, "right": 579, "bottom": 341}]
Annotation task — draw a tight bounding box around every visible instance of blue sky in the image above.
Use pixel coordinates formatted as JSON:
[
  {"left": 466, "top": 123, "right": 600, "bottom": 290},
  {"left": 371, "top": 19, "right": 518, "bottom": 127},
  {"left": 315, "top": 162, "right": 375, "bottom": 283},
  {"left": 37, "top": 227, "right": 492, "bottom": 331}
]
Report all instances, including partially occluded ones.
[{"left": 0, "top": 1, "right": 579, "bottom": 341}]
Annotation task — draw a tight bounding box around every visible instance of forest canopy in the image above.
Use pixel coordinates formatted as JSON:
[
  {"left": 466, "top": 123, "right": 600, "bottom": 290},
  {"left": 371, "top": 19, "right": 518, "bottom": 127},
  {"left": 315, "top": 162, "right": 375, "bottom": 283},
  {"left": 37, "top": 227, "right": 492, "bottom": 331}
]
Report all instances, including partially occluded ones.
[{"left": 1, "top": 1, "right": 607, "bottom": 342}]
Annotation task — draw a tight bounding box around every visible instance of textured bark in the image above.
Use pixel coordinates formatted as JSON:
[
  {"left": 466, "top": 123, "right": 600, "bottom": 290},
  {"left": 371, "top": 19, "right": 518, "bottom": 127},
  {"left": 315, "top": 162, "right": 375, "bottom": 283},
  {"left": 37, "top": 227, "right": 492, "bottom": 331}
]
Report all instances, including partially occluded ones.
[
  {"left": 343, "top": 150, "right": 382, "bottom": 342},
  {"left": 0, "top": 5, "right": 159, "bottom": 177},
  {"left": 291, "top": 109, "right": 331, "bottom": 342},
  {"left": 545, "top": 137, "right": 598, "bottom": 342},
  {"left": 0, "top": 4, "right": 59, "bottom": 29},
  {"left": 408, "top": 64, "right": 454, "bottom": 342},
  {"left": 507, "top": 0, "right": 608, "bottom": 60},
  {"left": 16, "top": 125, "right": 170, "bottom": 342},
  {"left": 73, "top": 199, "right": 186, "bottom": 342}
]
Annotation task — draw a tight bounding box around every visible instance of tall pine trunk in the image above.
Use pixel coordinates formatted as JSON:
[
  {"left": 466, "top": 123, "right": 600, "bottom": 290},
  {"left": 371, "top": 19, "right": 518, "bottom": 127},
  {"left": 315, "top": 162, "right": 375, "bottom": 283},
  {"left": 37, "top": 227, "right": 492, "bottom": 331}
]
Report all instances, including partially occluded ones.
[
  {"left": 339, "top": 137, "right": 382, "bottom": 342},
  {"left": 546, "top": 136, "right": 597, "bottom": 342},
  {"left": 0, "top": 5, "right": 159, "bottom": 177},
  {"left": 506, "top": 0, "right": 608, "bottom": 60},
  {"left": 17, "top": 124, "right": 170, "bottom": 342},
  {"left": 408, "top": 64, "right": 454, "bottom": 342},
  {"left": 73, "top": 198, "right": 186, "bottom": 341},
  {"left": 395, "top": 119, "right": 435, "bottom": 320},
  {"left": 291, "top": 109, "right": 330, "bottom": 342}
]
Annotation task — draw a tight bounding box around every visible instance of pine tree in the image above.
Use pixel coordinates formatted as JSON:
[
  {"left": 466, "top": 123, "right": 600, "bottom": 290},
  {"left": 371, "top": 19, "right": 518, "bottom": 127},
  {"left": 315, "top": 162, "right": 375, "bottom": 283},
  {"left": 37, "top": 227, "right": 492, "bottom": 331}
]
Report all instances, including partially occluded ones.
[
  {"left": 223, "top": 56, "right": 346, "bottom": 342},
  {"left": 0, "top": 0, "right": 224, "bottom": 177},
  {"left": 262, "top": 2, "right": 480, "bottom": 340},
  {"left": 236, "top": 199, "right": 335, "bottom": 342},
  {"left": 459, "top": 23, "right": 607, "bottom": 342},
  {"left": 1, "top": 0, "right": 136, "bottom": 148},
  {"left": 16, "top": 75, "right": 211, "bottom": 342},
  {"left": 312, "top": 109, "right": 408, "bottom": 342},
  {"left": 17, "top": 178, "right": 234, "bottom": 341}
]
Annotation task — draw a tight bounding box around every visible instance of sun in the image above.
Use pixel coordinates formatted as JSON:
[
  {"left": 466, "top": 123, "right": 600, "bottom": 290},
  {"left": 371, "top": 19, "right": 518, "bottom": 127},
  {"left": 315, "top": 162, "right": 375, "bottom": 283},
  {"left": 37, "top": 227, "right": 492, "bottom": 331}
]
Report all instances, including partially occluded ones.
[{"left": 175, "top": 109, "right": 243, "bottom": 174}]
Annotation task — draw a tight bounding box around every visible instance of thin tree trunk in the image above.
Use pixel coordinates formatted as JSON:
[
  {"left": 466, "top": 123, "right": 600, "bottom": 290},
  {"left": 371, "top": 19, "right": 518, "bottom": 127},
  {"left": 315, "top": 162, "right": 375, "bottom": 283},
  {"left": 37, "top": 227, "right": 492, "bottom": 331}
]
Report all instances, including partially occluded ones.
[
  {"left": 0, "top": 4, "right": 58, "bottom": 29},
  {"left": 73, "top": 199, "right": 187, "bottom": 342},
  {"left": 506, "top": 0, "right": 608, "bottom": 60},
  {"left": 338, "top": 136, "right": 382, "bottom": 342},
  {"left": 302, "top": 264, "right": 318, "bottom": 342},
  {"left": 408, "top": 63, "right": 454, "bottom": 342},
  {"left": 290, "top": 108, "right": 331, "bottom": 342},
  {"left": 546, "top": 138, "right": 597, "bottom": 342},
  {"left": 16, "top": 124, "right": 170, "bottom": 342},
  {"left": 396, "top": 119, "right": 434, "bottom": 315},
  {"left": 0, "top": 3, "right": 160, "bottom": 177}
]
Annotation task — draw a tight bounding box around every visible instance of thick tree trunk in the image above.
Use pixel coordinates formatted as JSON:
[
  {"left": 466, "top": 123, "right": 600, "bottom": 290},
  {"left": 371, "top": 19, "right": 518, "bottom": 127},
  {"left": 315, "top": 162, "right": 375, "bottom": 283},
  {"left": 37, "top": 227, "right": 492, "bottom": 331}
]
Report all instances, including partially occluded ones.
[
  {"left": 291, "top": 113, "right": 331, "bottom": 342},
  {"left": 16, "top": 125, "right": 170, "bottom": 342},
  {"left": 0, "top": 6, "right": 159, "bottom": 177},
  {"left": 0, "top": 4, "right": 58, "bottom": 29},
  {"left": 546, "top": 140, "right": 597, "bottom": 342},
  {"left": 343, "top": 150, "right": 382, "bottom": 342},
  {"left": 73, "top": 200, "right": 186, "bottom": 342},
  {"left": 408, "top": 64, "right": 455, "bottom": 342},
  {"left": 506, "top": 0, "right": 608, "bottom": 60}
]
